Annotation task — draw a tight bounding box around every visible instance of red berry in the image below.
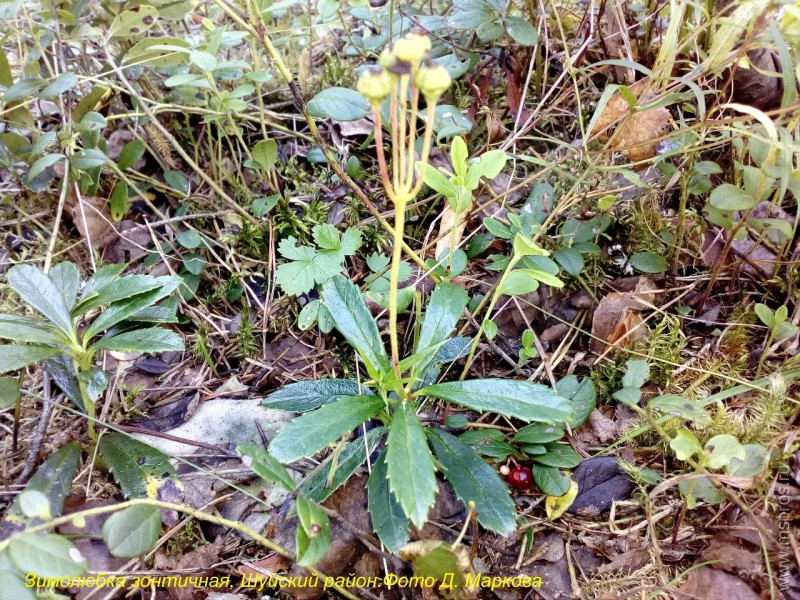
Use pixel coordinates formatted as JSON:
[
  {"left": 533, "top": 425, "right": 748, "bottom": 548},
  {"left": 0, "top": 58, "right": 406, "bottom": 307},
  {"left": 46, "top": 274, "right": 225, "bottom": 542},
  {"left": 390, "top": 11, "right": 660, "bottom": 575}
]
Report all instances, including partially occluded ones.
[{"left": 508, "top": 466, "right": 533, "bottom": 491}]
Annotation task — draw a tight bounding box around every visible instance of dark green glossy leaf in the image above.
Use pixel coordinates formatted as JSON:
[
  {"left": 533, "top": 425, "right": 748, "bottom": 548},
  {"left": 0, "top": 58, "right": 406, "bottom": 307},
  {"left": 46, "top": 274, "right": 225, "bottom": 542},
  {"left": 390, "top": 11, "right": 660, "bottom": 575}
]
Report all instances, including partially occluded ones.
[
  {"left": 300, "top": 427, "right": 386, "bottom": 504},
  {"left": 427, "top": 429, "right": 515, "bottom": 535},
  {"left": 513, "top": 422, "right": 564, "bottom": 444},
  {"left": 7, "top": 265, "right": 74, "bottom": 337},
  {"left": 368, "top": 451, "right": 410, "bottom": 554},
  {"left": 416, "top": 282, "right": 469, "bottom": 357},
  {"left": 270, "top": 395, "right": 385, "bottom": 463},
  {"left": 0, "top": 315, "right": 67, "bottom": 346},
  {"left": 238, "top": 444, "right": 296, "bottom": 491},
  {"left": 417, "top": 379, "right": 573, "bottom": 423},
  {"left": 458, "top": 429, "right": 515, "bottom": 460},
  {"left": 261, "top": 378, "right": 370, "bottom": 412},
  {"left": 386, "top": 403, "right": 437, "bottom": 527},
  {"left": 321, "top": 275, "right": 390, "bottom": 380},
  {"left": 0, "top": 345, "right": 65, "bottom": 374},
  {"left": 98, "top": 432, "right": 180, "bottom": 498},
  {"left": 48, "top": 262, "right": 80, "bottom": 310},
  {"left": 83, "top": 277, "right": 181, "bottom": 340},
  {"left": 555, "top": 375, "right": 596, "bottom": 428},
  {"left": 91, "top": 327, "right": 184, "bottom": 353}
]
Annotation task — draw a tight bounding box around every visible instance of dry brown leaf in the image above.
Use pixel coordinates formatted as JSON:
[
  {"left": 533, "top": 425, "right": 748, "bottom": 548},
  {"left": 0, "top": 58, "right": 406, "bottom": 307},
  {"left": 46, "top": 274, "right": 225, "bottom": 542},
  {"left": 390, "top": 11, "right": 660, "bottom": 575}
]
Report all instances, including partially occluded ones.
[
  {"left": 67, "top": 194, "right": 117, "bottom": 250},
  {"left": 608, "top": 107, "right": 672, "bottom": 162},
  {"left": 594, "top": 79, "right": 672, "bottom": 161},
  {"left": 590, "top": 277, "right": 659, "bottom": 354},
  {"left": 675, "top": 565, "right": 760, "bottom": 600}
]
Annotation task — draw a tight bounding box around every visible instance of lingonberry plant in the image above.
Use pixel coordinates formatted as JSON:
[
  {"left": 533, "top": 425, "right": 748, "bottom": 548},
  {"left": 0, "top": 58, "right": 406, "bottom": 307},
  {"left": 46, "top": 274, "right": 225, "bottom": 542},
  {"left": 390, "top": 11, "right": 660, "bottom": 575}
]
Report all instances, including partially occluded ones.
[{"left": 259, "top": 32, "right": 577, "bottom": 554}]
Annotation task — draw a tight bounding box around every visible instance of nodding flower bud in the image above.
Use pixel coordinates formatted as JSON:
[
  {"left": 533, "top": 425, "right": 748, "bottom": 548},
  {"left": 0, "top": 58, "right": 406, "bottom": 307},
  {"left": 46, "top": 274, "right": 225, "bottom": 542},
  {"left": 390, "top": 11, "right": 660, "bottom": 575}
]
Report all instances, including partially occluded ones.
[
  {"left": 357, "top": 66, "right": 393, "bottom": 107},
  {"left": 414, "top": 61, "right": 451, "bottom": 101},
  {"left": 392, "top": 32, "right": 432, "bottom": 66}
]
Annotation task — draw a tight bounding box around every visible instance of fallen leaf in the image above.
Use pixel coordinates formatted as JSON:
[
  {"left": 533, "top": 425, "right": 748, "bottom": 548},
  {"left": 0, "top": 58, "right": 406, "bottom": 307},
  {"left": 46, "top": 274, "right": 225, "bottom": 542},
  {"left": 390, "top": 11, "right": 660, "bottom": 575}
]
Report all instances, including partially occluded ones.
[
  {"left": 676, "top": 565, "right": 760, "bottom": 600},
  {"left": 545, "top": 479, "right": 579, "bottom": 520}
]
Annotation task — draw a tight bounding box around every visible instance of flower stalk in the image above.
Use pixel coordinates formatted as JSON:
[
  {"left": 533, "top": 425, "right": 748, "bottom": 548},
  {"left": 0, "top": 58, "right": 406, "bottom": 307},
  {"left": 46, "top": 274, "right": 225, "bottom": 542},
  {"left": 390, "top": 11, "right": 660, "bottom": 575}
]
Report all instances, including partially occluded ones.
[{"left": 357, "top": 32, "right": 451, "bottom": 379}]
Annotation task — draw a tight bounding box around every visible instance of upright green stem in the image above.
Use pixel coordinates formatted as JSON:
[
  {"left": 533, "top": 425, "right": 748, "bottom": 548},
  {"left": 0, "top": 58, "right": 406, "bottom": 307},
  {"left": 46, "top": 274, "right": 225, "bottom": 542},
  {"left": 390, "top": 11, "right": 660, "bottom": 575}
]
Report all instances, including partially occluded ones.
[{"left": 389, "top": 198, "right": 407, "bottom": 378}]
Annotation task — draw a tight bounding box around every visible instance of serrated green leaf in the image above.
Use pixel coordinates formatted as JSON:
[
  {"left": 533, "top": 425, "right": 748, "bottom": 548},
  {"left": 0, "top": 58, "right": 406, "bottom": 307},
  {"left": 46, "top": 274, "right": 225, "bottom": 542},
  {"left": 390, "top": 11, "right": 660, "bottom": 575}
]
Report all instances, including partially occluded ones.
[
  {"left": 0, "top": 315, "right": 68, "bottom": 346},
  {"left": 91, "top": 327, "right": 184, "bottom": 353},
  {"left": 418, "top": 379, "right": 573, "bottom": 423},
  {"left": 386, "top": 403, "right": 437, "bottom": 528},
  {"left": 261, "top": 379, "right": 369, "bottom": 412},
  {"left": 368, "top": 451, "right": 410, "bottom": 554},
  {"left": 416, "top": 282, "right": 469, "bottom": 359},
  {"left": 295, "top": 496, "right": 331, "bottom": 566},
  {"left": 270, "top": 395, "right": 384, "bottom": 463},
  {"left": 98, "top": 432, "right": 180, "bottom": 499},
  {"left": 83, "top": 277, "right": 181, "bottom": 340},
  {"left": 7, "top": 265, "right": 74, "bottom": 337},
  {"left": 238, "top": 444, "right": 295, "bottom": 491},
  {"left": 8, "top": 533, "right": 87, "bottom": 579},
  {"left": 321, "top": 276, "right": 390, "bottom": 381},
  {"left": 73, "top": 275, "right": 165, "bottom": 316},
  {"left": 426, "top": 429, "right": 515, "bottom": 535},
  {"left": 300, "top": 427, "right": 386, "bottom": 504},
  {"left": 102, "top": 505, "right": 162, "bottom": 558},
  {"left": 0, "top": 345, "right": 65, "bottom": 374}
]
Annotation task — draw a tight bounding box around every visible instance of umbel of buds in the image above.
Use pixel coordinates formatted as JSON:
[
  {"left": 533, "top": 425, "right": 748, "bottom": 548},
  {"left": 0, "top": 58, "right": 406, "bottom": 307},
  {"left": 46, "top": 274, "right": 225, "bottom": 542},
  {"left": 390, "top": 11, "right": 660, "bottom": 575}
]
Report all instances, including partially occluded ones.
[
  {"left": 353, "top": 30, "right": 452, "bottom": 379},
  {"left": 355, "top": 31, "right": 451, "bottom": 109}
]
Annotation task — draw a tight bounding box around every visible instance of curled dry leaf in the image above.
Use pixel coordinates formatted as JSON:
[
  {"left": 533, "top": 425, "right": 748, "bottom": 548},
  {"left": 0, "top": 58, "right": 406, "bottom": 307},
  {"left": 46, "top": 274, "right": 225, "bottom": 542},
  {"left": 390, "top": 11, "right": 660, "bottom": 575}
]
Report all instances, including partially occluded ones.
[
  {"left": 590, "top": 277, "right": 659, "bottom": 354},
  {"left": 594, "top": 79, "right": 672, "bottom": 162},
  {"left": 67, "top": 194, "right": 117, "bottom": 250},
  {"left": 731, "top": 48, "right": 784, "bottom": 111}
]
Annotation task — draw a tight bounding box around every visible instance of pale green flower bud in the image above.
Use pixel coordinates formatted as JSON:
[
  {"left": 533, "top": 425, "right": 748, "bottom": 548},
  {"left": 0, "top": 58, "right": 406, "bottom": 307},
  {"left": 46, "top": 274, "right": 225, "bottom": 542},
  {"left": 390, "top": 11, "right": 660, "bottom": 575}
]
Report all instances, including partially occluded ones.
[
  {"left": 414, "top": 62, "right": 451, "bottom": 101},
  {"left": 357, "top": 66, "right": 393, "bottom": 107},
  {"left": 392, "top": 32, "right": 431, "bottom": 66}
]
